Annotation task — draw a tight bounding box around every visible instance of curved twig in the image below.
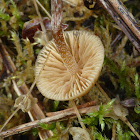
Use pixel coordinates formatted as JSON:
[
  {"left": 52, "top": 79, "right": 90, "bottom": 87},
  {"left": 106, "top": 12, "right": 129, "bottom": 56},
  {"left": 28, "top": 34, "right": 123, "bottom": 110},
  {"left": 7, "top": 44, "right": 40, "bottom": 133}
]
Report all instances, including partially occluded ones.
[
  {"left": 98, "top": 0, "right": 140, "bottom": 52},
  {"left": 0, "top": 105, "right": 100, "bottom": 138},
  {"left": 108, "top": 0, "right": 140, "bottom": 40}
]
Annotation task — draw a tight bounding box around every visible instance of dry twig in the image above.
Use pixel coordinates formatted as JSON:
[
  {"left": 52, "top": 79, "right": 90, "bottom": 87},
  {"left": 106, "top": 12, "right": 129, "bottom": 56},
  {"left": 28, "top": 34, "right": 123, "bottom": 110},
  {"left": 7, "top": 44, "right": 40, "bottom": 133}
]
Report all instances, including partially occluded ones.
[
  {"left": 111, "top": 123, "right": 116, "bottom": 140},
  {"left": 108, "top": 0, "right": 140, "bottom": 40},
  {"left": 0, "top": 105, "right": 100, "bottom": 138},
  {"left": 111, "top": 32, "right": 124, "bottom": 47},
  {"left": 46, "top": 100, "right": 96, "bottom": 116},
  {"left": 0, "top": 40, "right": 52, "bottom": 139},
  {"left": 98, "top": 0, "right": 140, "bottom": 52},
  {"left": 0, "top": 96, "right": 140, "bottom": 139},
  {"left": 96, "top": 83, "right": 140, "bottom": 139},
  {"left": 120, "top": 116, "right": 140, "bottom": 140}
]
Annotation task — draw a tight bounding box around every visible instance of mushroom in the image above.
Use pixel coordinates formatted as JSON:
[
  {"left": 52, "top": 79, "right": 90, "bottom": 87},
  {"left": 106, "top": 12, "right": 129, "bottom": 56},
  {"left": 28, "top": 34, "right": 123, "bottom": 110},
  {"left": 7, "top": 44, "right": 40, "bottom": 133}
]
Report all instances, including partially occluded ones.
[{"left": 35, "top": 30, "right": 104, "bottom": 101}]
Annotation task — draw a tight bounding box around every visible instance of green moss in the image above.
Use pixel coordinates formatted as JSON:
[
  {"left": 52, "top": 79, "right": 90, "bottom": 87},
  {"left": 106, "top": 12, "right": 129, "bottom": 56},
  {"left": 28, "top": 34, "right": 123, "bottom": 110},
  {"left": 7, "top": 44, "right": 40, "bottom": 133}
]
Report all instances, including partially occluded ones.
[
  {"left": 83, "top": 100, "right": 115, "bottom": 131},
  {"left": 116, "top": 121, "right": 135, "bottom": 140},
  {"left": 0, "top": 0, "right": 139, "bottom": 139},
  {"left": 104, "top": 57, "right": 134, "bottom": 95},
  {"left": 39, "top": 122, "right": 56, "bottom": 130}
]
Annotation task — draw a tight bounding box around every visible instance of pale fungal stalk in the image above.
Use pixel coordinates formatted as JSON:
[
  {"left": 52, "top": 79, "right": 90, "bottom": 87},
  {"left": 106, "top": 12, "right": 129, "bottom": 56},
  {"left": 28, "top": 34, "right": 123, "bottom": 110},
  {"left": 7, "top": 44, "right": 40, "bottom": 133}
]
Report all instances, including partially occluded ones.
[
  {"left": 35, "top": 0, "right": 104, "bottom": 137},
  {"left": 70, "top": 100, "right": 87, "bottom": 130}
]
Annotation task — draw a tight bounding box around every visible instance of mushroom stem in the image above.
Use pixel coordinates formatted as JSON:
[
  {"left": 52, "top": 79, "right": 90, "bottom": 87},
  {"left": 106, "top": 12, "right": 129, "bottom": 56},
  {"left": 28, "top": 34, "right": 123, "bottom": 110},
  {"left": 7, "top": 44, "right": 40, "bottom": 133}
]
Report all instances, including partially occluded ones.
[
  {"left": 46, "top": 100, "right": 96, "bottom": 116},
  {"left": 54, "top": 30, "right": 79, "bottom": 75},
  {"left": 70, "top": 100, "right": 88, "bottom": 132},
  {"left": 51, "top": 0, "right": 79, "bottom": 75}
]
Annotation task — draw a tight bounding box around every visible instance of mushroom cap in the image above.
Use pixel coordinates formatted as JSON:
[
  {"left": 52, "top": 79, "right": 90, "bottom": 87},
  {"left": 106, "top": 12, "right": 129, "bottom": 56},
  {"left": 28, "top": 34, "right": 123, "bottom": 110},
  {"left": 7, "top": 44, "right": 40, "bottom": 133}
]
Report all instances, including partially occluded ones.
[{"left": 35, "top": 30, "right": 104, "bottom": 101}]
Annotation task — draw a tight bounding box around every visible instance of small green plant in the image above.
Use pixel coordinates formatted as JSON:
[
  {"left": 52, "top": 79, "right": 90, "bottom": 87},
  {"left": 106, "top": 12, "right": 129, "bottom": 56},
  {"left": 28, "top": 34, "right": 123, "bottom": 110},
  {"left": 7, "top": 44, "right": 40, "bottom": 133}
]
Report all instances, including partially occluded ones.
[
  {"left": 31, "top": 128, "right": 39, "bottom": 136},
  {"left": 39, "top": 122, "right": 56, "bottom": 130},
  {"left": 39, "top": 122, "right": 67, "bottom": 140},
  {"left": 52, "top": 101, "right": 60, "bottom": 112},
  {"left": 104, "top": 57, "right": 133, "bottom": 95},
  {"left": 0, "top": 0, "right": 140, "bottom": 139},
  {"left": 83, "top": 100, "right": 115, "bottom": 130},
  {"left": 0, "top": 9, "right": 10, "bottom": 21},
  {"left": 10, "top": 0, "right": 23, "bottom": 29},
  {"left": 116, "top": 121, "right": 134, "bottom": 140}
]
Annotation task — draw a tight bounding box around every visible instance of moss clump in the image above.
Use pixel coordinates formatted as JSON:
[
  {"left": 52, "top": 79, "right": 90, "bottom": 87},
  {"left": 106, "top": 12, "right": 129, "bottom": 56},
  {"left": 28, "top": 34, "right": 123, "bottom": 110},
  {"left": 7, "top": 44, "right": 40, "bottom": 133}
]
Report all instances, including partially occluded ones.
[{"left": 0, "top": 0, "right": 140, "bottom": 139}]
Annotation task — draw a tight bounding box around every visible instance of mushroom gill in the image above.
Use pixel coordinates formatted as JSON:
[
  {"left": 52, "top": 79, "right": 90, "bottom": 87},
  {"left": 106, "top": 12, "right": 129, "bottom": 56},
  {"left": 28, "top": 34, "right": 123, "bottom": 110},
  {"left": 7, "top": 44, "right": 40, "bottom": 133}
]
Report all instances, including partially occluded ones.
[{"left": 35, "top": 30, "right": 104, "bottom": 101}]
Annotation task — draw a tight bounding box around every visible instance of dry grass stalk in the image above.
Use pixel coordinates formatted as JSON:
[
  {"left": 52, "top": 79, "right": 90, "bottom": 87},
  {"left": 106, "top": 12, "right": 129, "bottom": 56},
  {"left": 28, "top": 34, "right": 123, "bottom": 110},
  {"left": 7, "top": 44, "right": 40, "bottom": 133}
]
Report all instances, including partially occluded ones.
[
  {"left": 119, "top": 116, "right": 140, "bottom": 140},
  {"left": 108, "top": 0, "right": 140, "bottom": 40},
  {"left": 0, "top": 105, "right": 100, "bottom": 138},
  {"left": 111, "top": 123, "right": 116, "bottom": 140},
  {"left": 46, "top": 100, "right": 96, "bottom": 116},
  {"left": 0, "top": 40, "right": 52, "bottom": 139},
  {"left": 0, "top": 96, "right": 140, "bottom": 139},
  {"left": 96, "top": 83, "right": 140, "bottom": 139},
  {"left": 98, "top": 0, "right": 140, "bottom": 52}
]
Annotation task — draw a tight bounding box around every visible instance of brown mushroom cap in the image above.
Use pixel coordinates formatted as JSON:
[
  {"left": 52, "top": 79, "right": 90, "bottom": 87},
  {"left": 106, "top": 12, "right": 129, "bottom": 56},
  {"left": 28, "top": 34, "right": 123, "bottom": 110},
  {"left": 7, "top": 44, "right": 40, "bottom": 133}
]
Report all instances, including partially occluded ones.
[{"left": 35, "top": 30, "right": 104, "bottom": 101}]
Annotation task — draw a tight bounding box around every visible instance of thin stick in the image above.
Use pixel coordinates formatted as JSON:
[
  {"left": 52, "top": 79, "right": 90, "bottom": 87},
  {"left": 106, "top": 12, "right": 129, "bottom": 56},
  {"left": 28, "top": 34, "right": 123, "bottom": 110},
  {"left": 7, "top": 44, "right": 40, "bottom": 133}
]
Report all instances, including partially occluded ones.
[
  {"left": 33, "top": 0, "right": 49, "bottom": 43},
  {"left": 108, "top": 0, "right": 140, "bottom": 40},
  {"left": 111, "top": 123, "right": 116, "bottom": 140},
  {"left": 36, "top": 0, "right": 52, "bottom": 19},
  {"left": 120, "top": 116, "right": 140, "bottom": 139},
  {"left": 0, "top": 107, "right": 20, "bottom": 132},
  {"left": 96, "top": 82, "right": 111, "bottom": 102},
  {"left": 20, "top": 0, "right": 52, "bottom": 105},
  {"left": 0, "top": 105, "right": 100, "bottom": 138},
  {"left": 1, "top": 103, "right": 140, "bottom": 139},
  {"left": 111, "top": 32, "right": 124, "bottom": 47},
  {"left": 96, "top": 83, "right": 140, "bottom": 139},
  {"left": 0, "top": 49, "right": 51, "bottom": 133},
  {"left": 0, "top": 41, "right": 53, "bottom": 139},
  {"left": 1, "top": 0, "right": 52, "bottom": 136},
  {"left": 98, "top": 0, "right": 140, "bottom": 52},
  {"left": 46, "top": 100, "right": 96, "bottom": 116}
]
